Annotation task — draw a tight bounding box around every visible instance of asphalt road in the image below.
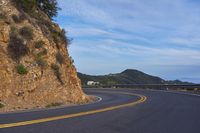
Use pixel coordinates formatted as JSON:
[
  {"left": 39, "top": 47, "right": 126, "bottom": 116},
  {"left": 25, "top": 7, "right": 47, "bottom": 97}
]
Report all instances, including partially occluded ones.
[{"left": 0, "top": 88, "right": 200, "bottom": 133}]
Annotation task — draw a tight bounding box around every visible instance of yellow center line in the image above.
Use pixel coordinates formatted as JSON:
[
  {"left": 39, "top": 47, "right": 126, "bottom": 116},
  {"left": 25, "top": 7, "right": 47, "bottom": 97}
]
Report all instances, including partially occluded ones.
[{"left": 0, "top": 91, "right": 147, "bottom": 129}]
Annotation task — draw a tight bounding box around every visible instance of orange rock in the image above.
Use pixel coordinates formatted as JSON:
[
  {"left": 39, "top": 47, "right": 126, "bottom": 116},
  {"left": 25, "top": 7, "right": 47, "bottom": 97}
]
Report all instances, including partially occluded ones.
[{"left": 0, "top": 0, "right": 92, "bottom": 112}]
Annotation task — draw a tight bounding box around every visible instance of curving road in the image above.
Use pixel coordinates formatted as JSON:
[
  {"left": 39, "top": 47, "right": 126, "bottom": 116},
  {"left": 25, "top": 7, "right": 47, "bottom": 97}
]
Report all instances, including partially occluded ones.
[{"left": 0, "top": 88, "right": 200, "bottom": 133}]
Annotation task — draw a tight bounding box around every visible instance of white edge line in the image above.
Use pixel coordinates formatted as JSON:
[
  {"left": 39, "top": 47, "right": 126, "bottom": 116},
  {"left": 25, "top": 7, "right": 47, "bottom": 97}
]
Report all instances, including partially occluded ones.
[
  {"left": 0, "top": 95, "right": 103, "bottom": 115},
  {"left": 95, "top": 96, "right": 103, "bottom": 103}
]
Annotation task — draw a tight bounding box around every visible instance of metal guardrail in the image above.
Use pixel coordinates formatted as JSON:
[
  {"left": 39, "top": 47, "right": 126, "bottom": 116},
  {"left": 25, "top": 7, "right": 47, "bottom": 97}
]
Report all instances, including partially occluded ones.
[{"left": 83, "top": 84, "right": 200, "bottom": 90}]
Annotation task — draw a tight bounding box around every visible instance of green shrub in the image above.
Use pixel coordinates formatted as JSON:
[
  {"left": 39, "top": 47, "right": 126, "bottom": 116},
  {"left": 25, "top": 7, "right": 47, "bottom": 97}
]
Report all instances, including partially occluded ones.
[
  {"left": 19, "top": 13, "right": 27, "bottom": 21},
  {"left": 16, "top": 0, "right": 36, "bottom": 12},
  {"left": 0, "top": 12, "right": 6, "bottom": 20},
  {"left": 42, "top": 48, "right": 48, "bottom": 55},
  {"left": 35, "top": 47, "right": 48, "bottom": 69},
  {"left": 60, "top": 29, "right": 67, "bottom": 43},
  {"left": 52, "top": 32, "right": 60, "bottom": 44},
  {"left": 36, "top": 0, "right": 60, "bottom": 19},
  {"left": 35, "top": 40, "right": 45, "bottom": 49},
  {"left": 10, "top": 26, "right": 18, "bottom": 35},
  {"left": 8, "top": 31, "right": 29, "bottom": 62},
  {"left": 51, "top": 64, "right": 63, "bottom": 85},
  {"left": 36, "top": 48, "right": 48, "bottom": 58},
  {"left": 36, "top": 57, "right": 48, "bottom": 69},
  {"left": 20, "top": 26, "right": 34, "bottom": 40},
  {"left": 56, "top": 52, "right": 65, "bottom": 65},
  {"left": 51, "top": 63, "right": 59, "bottom": 71},
  {"left": 13, "top": 0, "right": 60, "bottom": 20},
  {"left": 12, "top": 14, "right": 19, "bottom": 23},
  {"left": 36, "top": 21, "right": 51, "bottom": 38},
  {"left": 69, "top": 56, "right": 74, "bottom": 64},
  {"left": 52, "top": 29, "right": 70, "bottom": 46},
  {"left": 46, "top": 102, "right": 63, "bottom": 108},
  {"left": 66, "top": 38, "right": 73, "bottom": 47},
  {"left": 60, "top": 29, "right": 72, "bottom": 47},
  {"left": 0, "top": 103, "right": 4, "bottom": 108},
  {"left": 12, "top": 14, "right": 26, "bottom": 23},
  {"left": 16, "top": 64, "right": 28, "bottom": 75}
]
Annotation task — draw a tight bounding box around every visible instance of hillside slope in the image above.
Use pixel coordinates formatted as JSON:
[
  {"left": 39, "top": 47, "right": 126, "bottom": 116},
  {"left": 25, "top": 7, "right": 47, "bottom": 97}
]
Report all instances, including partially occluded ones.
[
  {"left": 78, "top": 69, "right": 191, "bottom": 85},
  {"left": 0, "top": 0, "right": 90, "bottom": 112},
  {"left": 78, "top": 69, "right": 164, "bottom": 85}
]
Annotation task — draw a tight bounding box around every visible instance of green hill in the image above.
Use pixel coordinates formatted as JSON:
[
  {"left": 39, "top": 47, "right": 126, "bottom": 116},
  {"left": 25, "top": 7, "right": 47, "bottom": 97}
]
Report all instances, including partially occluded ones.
[{"left": 78, "top": 69, "right": 192, "bottom": 86}]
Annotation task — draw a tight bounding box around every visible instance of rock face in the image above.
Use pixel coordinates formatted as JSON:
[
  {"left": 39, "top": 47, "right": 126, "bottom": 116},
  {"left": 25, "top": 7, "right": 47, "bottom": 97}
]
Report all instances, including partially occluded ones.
[{"left": 0, "top": 0, "right": 90, "bottom": 112}]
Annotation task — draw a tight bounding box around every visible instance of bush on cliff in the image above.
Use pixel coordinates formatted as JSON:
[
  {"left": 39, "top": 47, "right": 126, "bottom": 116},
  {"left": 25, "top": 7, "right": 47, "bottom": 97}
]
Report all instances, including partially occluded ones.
[
  {"left": 51, "top": 64, "right": 64, "bottom": 85},
  {"left": 20, "top": 26, "right": 34, "bottom": 41},
  {"left": 16, "top": 64, "right": 28, "bottom": 75},
  {"left": 8, "top": 29, "right": 29, "bottom": 61},
  {"left": 0, "top": 103, "right": 4, "bottom": 108},
  {"left": 14, "top": 0, "right": 60, "bottom": 20},
  {"left": 56, "top": 52, "right": 65, "bottom": 65}
]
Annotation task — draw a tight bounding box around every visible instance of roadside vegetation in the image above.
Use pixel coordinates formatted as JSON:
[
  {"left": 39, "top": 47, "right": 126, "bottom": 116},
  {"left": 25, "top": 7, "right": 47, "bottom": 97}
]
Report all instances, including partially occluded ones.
[
  {"left": 46, "top": 102, "right": 63, "bottom": 108},
  {"left": 0, "top": 103, "right": 4, "bottom": 108}
]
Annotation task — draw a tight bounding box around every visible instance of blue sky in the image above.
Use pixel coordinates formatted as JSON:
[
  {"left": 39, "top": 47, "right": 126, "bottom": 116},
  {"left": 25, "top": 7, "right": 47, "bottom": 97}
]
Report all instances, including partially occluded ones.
[{"left": 56, "top": 0, "right": 200, "bottom": 83}]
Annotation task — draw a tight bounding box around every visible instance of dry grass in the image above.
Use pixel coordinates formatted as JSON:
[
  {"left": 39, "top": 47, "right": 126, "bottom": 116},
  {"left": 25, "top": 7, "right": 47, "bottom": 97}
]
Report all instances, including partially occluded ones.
[{"left": 46, "top": 102, "right": 63, "bottom": 108}]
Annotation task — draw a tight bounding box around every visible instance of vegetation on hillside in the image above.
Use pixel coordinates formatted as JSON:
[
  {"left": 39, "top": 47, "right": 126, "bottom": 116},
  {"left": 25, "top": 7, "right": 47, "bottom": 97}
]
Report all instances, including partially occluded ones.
[
  {"left": 78, "top": 69, "right": 164, "bottom": 86},
  {"left": 78, "top": 69, "right": 193, "bottom": 86},
  {"left": 46, "top": 102, "right": 63, "bottom": 108},
  {"left": 7, "top": 0, "right": 71, "bottom": 84},
  {"left": 19, "top": 26, "right": 34, "bottom": 40},
  {"left": 51, "top": 64, "right": 64, "bottom": 85},
  {"left": 15, "top": 0, "right": 60, "bottom": 19},
  {"left": 16, "top": 64, "right": 28, "bottom": 75},
  {"left": 34, "top": 40, "right": 45, "bottom": 49},
  {"left": 0, "top": 0, "right": 88, "bottom": 112},
  {"left": 37, "top": 0, "right": 60, "bottom": 19},
  {"left": 56, "top": 52, "right": 65, "bottom": 65},
  {"left": 0, "top": 103, "right": 4, "bottom": 108},
  {"left": 8, "top": 27, "right": 29, "bottom": 62}
]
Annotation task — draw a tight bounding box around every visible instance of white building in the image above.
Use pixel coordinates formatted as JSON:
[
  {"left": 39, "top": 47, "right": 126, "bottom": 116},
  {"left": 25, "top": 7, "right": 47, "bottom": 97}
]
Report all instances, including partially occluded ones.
[{"left": 87, "top": 81, "right": 100, "bottom": 86}]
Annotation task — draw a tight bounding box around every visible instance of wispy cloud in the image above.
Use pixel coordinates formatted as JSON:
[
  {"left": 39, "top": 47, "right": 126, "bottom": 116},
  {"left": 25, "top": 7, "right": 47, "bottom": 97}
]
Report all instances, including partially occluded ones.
[{"left": 57, "top": 0, "right": 200, "bottom": 83}]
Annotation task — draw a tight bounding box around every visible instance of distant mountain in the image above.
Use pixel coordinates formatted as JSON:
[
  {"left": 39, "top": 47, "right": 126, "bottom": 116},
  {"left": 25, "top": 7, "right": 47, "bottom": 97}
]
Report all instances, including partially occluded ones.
[{"left": 78, "top": 69, "right": 193, "bottom": 86}]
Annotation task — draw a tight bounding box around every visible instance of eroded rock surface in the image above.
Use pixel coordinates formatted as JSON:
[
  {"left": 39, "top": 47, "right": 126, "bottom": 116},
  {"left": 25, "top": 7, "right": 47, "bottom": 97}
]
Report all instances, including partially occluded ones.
[{"left": 0, "top": 0, "right": 90, "bottom": 112}]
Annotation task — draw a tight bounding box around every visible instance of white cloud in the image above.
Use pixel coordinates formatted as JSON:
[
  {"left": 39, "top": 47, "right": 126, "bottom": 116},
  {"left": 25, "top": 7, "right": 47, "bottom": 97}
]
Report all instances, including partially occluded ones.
[
  {"left": 70, "top": 39, "right": 200, "bottom": 66},
  {"left": 57, "top": 0, "right": 200, "bottom": 82}
]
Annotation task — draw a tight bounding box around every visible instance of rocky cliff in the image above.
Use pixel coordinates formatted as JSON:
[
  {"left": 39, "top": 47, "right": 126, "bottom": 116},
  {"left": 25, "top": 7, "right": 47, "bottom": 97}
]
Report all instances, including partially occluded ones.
[{"left": 0, "top": 0, "right": 90, "bottom": 112}]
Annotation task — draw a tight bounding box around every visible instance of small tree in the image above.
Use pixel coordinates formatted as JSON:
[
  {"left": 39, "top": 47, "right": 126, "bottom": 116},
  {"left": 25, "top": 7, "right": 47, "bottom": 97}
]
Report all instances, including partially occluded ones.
[
  {"left": 36, "top": 0, "right": 60, "bottom": 19},
  {"left": 13, "top": 0, "right": 60, "bottom": 20},
  {"left": 17, "top": 0, "right": 37, "bottom": 12}
]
